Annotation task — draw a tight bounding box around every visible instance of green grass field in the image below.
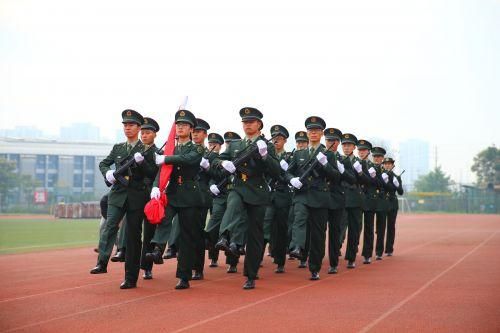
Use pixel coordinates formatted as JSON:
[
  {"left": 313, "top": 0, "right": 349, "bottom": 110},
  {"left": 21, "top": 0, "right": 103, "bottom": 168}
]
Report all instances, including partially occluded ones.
[{"left": 0, "top": 218, "right": 100, "bottom": 254}]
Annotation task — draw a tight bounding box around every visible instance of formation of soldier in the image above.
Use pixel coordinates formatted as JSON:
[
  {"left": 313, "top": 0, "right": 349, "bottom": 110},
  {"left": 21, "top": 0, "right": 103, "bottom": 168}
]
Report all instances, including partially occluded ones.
[{"left": 90, "top": 107, "right": 404, "bottom": 290}]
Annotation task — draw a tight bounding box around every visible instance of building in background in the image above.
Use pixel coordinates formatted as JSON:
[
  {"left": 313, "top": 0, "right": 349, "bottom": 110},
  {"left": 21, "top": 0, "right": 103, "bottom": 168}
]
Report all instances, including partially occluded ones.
[
  {"left": 0, "top": 126, "right": 44, "bottom": 139},
  {"left": 0, "top": 137, "right": 111, "bottom": 210},
  {"left": 60, "top": 123, "right": 100, "bottom": 142},
  {"left": 398, "top": 139, "right": 430, "bottom": 191}
]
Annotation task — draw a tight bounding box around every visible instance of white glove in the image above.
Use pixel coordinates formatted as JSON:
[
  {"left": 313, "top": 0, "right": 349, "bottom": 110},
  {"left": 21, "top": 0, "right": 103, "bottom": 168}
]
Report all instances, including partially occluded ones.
[
  {"left": 256, "top": 140, "right": 268, "bottom": 157},
  {"left": 155, "top": 153, "right": 165, "bottom": 165},
  {"left": 393, "top": 178, "right": 400, "bottom": 187},
  {"left": 221, "top": 160, "right": 236, "bottom": 174},
  {"left": 353, "top": 161, "right": 363, "bottom": 173},
  {"left": 150, "top": 187, "right": 161, "bottom": 200},
  {"left": 105, "top": 170, "right": 116, "bottom": 184},
  {"left": 210, "top": 184, "right": 220, "bottom": 195},
  {"left": 280, "top": 160, "right": 289, "bottom": 171},
  {"left": 290, "top": 177, "right": 303, "bottom": 189},
  {"left": 316, "top": 152, "right": 328, "bottom": 166},
  {"left": 382, "top": 173, "right": 389, "bottom": 183},
  {"left": 336, "top": 160, "right": 345, "bottom": 174},
  {"left": 368, "top": 167, "right": 376, "bottom": 178},
  {"left": 200, "top": 157, "right": 210, "bottom": 170},
  {"left": 134, "top": 152, "right": 144, "bottom": 164}
]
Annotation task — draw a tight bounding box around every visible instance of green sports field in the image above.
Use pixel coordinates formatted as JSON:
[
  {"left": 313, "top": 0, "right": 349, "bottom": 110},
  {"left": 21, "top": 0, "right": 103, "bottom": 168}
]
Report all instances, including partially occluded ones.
[{"left": 0, "top": 216, "right": 100, "bottom": 254}]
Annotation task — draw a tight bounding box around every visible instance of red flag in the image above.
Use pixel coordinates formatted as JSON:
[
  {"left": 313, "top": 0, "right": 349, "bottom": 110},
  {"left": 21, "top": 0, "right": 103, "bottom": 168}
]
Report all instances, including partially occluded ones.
[{"left": 145, "top": 121, "right": 176, "bottom": 224}]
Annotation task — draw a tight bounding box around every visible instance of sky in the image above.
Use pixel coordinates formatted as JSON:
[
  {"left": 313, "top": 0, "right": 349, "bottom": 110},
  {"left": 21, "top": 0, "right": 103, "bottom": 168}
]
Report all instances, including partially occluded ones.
[{"left": 1, "top": 0, "right": 499, "bottom": 184}]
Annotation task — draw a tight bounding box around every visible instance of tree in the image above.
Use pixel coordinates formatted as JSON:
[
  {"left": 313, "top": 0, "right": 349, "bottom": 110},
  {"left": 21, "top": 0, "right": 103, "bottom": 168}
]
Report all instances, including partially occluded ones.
[
  {"left": 414, "top": 166, "right": 453, "bottom": 192},
  {"left": 471, "top": 146, "right": 500, "bottom": 188},
  {"left": 0, "top": 158, "right": 19, "bottom": 211}
]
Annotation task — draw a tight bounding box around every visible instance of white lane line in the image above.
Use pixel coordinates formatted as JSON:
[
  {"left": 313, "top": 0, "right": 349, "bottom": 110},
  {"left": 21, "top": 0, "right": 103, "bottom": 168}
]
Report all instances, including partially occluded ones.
[{"left": 357, "top": 231, "right": 499, "bottom": 333}]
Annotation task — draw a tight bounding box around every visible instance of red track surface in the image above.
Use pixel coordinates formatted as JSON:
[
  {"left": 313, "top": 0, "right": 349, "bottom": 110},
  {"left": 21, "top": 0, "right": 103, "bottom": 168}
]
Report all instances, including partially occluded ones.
[{"left": 1, "top": 214, "right": 499, "bottom": 333}]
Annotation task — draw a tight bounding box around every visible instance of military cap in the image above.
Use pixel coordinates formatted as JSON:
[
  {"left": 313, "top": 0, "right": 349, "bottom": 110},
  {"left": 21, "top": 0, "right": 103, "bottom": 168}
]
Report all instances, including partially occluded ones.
[
  {"left": 305, "top": 116, "right": 326, "bottom": 130},
  {"left": 270, "top": 124, "right": 289, "bottom": 139},
  {"left": 239, "top": 107, "right": 263, "bottom": 122},
  {"left": 208, "top": 132, "right": 224, "bottom": 145},
  {"left": 175, "top": 109, "right": 197, "bottom": 127},
  {"left": 295, "top": 131, "right": 309, "bottom": 142},
  {"left": 383, "top": 157, "right": 395, "bottom": 163},
  {"left": 121, "top": 109, "right": 144, "bottom": 125},
  {"left": 141, "top": 117, "right": 160, "bottom": 132},
  {"left": 324, "top": 128, "right": 342, "bottom": 141},
  {"left": 341, "top": 133, "right": 358, "bottom": 145},
  {"left": 224, "top": 131, "right": 242, "bottom": 142},
  {"left": 371, "top": 147, "right": 386, "bottom": 156},
  {"left": 195, "top": 118, "right": 210, "bottom": 132},
  {"left": 357, "top": 139, "right": 372, "bottom": 150}
]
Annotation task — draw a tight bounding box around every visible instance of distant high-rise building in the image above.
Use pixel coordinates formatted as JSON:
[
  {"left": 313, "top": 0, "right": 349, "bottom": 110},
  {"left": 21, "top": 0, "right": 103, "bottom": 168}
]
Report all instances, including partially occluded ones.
[
  {"left": 398, "top": 139, "right": 430, "bottom": 190},
  {"left": 60, "top": 123, "right": 100, "bottom": 142},
  {"left": 0, "top": 126, "right": 44, "bottom": 139}
]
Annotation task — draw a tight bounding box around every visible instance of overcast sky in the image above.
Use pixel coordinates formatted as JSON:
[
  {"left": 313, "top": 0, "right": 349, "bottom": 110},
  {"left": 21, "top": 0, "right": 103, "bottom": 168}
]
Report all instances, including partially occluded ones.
[{"left": 1, "top": 0, "right": 499, "bottom": 183}]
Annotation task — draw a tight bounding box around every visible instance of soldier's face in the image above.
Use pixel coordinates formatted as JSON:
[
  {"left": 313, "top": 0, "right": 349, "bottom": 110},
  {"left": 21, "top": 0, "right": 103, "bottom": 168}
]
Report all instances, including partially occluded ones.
[
  {"left": 383, "top": 162, "right": 394, "bottom": 171},
  {"left": 141, "top": 129, "right": 156, "bottom": 145},
  {"left": 325, "top": 139, "right": 340, "bottom": 151},
  {"left": 175, "top": 122, "right": 192, "bottom": 138},
  {"left": 307, "top": 128, "right": 323, "bottom": 143},
  {"left": 208, "top": 142, "right": 221, "bottom": 152},
  {"left": 273, "top": 136, "right": 286, "bottom": 151},
  {"left": 358, "top": 148, "right": 369, "bottom": 160},
  {"left": 342, "top": 143, "right": 355, "bottom": 155},
  {"left": 373, "top": 155, "right": 384, "bottom": 165},
  {"left": 123, "top": 122, "right": 140, "bottom": 139},
  {"left": 242, "top": 120, "right": 260, "bottom": 136},
  {"left": 296, "top": 141, "right": 308, "bottom": 150},
  {"left": 192, "top": 129, "right": 207, "bottom": 145}
]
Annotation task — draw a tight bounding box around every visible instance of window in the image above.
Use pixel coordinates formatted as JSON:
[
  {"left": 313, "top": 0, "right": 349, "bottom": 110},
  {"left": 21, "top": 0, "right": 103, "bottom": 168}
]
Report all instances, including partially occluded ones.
[
  {"left": 35, "top": 173, "right": 45, "bottom": 186},
  {"left": 47, "top": 173, "right": 58, "bottom": 188},
  {"left": 48, "top": 155, "right": 58, "bottom": 170},
  {"left": 36, "top": 155, "right": 46, "bottom": 169},
  {"left": 73, "top": 174, "right": 83, "bottom": 187},
  {"left": 85, "top": 156, "right": 95, "bottom": 170},
  {"left": 74, "top": 156, "right": 83, "bottom": 170},
  {"left": 84, "top": 173, "right": 94, "bottom": 188}
]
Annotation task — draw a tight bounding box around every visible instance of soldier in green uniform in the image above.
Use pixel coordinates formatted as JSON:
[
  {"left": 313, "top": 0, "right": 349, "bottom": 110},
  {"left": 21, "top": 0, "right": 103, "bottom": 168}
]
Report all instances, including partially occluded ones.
[
  {"left": 341, "top": 133, "right": 371, "bottom": 269},
  {"left": 324, "top": 128, "right": 355, "bottom": 274},
  {"left": 382, "top": 157, "right": 404, "bottom": 256},
  {"left": 371, "top": 147, "right": 389, "bottom": 260},
  {"left": 148, "top": 110, "right": 204, "bottom": 290},
  {"left": 91, "top": 109, "right": 157, "bottom": 290},
  {"left": 286, "top": 117, "right": 340, "bottom": 280},
  {"left": 263, "top": 125, "right": 293, "bottom": 273},
  {"left": 357, "top": 139, "right": 379, "bottom": 264},
  {"left": 295, "top": 131, "right": 309, "bottom": 151},
  {"left": 211, "top": 107, "right": 280, "bottom": 289},
  {"left": 205, "top": 133, "right": 241, "bottom": 272}
]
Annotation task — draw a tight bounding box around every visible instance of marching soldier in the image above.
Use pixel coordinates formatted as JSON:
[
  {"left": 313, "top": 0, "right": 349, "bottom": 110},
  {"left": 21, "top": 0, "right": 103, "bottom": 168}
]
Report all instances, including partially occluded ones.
[
  {"left": 295, "top": 131, "right": 309, "bottom": 150},
  {"left": 286, "top": 117, "right": 340, "bottom": 280},
  {"left": 324, "top": 128, "right": 355, "bottom": 274},
  {"left": 91, "top": 109, "right": 157, "bottom": 290},
  {"left": 149, "top": 110, "right": 204, "bottom": 289},
  {"left": 382, "top": 157, "right": 404, "bottom": 256},
  {"left": 263, "top": 125, "right": 293, "bottom": 273},
  {"left": 371, "top": 147, "right": 389, "bottom": 260},
  {"left": 357, "top": 139, "right": 378, "bottom": 264},
  {"left": 341, "top": 133, "right": 371, "bottom": 269},
  {"left": 211, "top": 107, "right": 281, "bottom": 289}
]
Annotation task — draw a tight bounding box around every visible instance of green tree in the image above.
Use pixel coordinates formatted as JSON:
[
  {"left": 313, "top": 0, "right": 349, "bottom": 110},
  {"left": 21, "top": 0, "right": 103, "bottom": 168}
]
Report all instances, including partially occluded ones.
[
  {"left": 0, "top": 158, "right": 19, "bottom": 211},
  {"left": 414, "top": 166, "right": 453, "bottom": 192},
  {"left": 471, "top": 146, "right": 500, "bottom": 187}
]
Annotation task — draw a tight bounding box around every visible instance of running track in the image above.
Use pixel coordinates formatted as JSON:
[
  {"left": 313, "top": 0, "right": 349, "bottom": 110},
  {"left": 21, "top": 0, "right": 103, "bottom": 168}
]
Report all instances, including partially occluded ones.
[{"left": 0, "top": 214, "right": 499, "bottom": 332}]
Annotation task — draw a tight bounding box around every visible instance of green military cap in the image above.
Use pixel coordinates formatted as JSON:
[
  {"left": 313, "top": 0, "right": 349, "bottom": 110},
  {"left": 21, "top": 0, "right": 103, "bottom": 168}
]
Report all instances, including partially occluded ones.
[
  {"left": 305, "top": 116, "right": 326, "bottom": 130},
  {"left": 121, "top": 109, "right": 144, "bottom": 125},
  {"left": 208, "top": 132, "right": 224, "bottom": 145},
  {"left": 175, "top": 109, "right": 197, "bottom": 127},
  {"left": 341, "top": 133, "right": 358, "bottom": 145},
  {"left": 324, "top": 127, "right": 342, "bottom": 140},
  {"left": 270, "top": 124, "right": 289, "bottom": 139},
  {"left": 295, "top": 131, "right": 309, "bottom": 142},
  {"left": 357, "top": 139, "right": 372, "bottom": 150},
  {"left": 371, "top": 147, "right": 386, "bottom": 156},
  {"left": 383, "top": 157, "right": 395, "bottom": 163},
  {"left": 141, "top": 117, "right": 160, "bottom": 132},
  {"left": 224, "top": 131, "right": 242, "bottom": 142},
  {"left": 195, "top": 118, "right": 210, "bottom": 132},
  {"left": 239, "top": 107, "right": 263, "bottom": 122}
]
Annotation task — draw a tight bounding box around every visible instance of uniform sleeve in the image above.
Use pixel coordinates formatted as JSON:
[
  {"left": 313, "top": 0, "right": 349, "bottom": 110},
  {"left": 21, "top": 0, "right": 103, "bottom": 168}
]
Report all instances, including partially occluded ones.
[
  {"left": 140, "top": 146, "right": 160, "bottom": 180},
  {"left": 163, "top": 145, "right": 203, "bottom": 166},
  {"left": 99, "top": 144, "right": 118, "bottom": 177},
  {"left": 396, "top": 175, "right": 404, "bottom": 195},
  {"left": 323, "top": 151, "right": 340, "bottom": 182},
  {"left": 263, "top": 142, "right": 281, "bottom": 178}
]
